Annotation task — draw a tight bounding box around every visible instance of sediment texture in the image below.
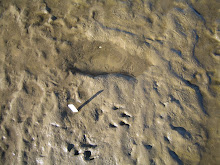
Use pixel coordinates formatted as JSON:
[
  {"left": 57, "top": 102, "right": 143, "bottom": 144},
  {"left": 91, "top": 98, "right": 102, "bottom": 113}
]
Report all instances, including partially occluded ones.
[{"left": 0, "top": 0, "right": 219, "bottom": 164}]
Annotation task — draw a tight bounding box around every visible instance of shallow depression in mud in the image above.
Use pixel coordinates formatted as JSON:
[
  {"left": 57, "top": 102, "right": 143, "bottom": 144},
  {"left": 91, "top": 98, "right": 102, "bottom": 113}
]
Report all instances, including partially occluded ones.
[{"left": 60, "top": 40, "right": 152, "bottom": 77}]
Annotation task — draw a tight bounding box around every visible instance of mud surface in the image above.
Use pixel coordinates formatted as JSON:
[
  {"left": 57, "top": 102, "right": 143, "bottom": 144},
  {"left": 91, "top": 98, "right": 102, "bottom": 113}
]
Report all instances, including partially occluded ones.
[{"left": 0, "top": 0, "right": 220, "bottom": 164}]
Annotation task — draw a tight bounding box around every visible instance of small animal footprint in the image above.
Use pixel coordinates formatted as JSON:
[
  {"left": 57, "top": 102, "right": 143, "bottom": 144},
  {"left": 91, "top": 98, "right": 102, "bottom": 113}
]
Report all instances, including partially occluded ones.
[
  {"left": 84, "top": 150, "right": 94, "bottom": 161},
  {"left": 112, "top": 104, "right": 125, "bottom": 110},
  {"left": 67, "top": 143, "right": 80, "bottom": 156},
  {"left": 119, "top": 111, "right": 132, "bottom": 128},
  {"left": 67, "top": 135, "right": 97, "bottom": 161},
  {"left": 119, "top": 120, "right": 130, "bottom": 128},
  {"left": 109, "top": 104, "right": 132, "bottom": 128},
  {"left": 109, "top": 123, "right": 118, "bottom": 128},
  {"left": 120, "top": 112, "right": 131, "bottom": 118}
]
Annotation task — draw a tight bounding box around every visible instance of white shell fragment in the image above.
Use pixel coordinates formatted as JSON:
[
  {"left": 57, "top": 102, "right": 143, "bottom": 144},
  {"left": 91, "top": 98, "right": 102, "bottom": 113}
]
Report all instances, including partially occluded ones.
[{"left": 68, "top": 104, "right": 78, "bottom": 113}]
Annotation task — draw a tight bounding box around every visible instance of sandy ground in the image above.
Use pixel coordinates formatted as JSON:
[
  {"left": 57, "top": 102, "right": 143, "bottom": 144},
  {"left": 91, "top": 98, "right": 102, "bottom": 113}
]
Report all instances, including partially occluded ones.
[{"left": 0, "top": 0, "right": 220, "bottom": 164}]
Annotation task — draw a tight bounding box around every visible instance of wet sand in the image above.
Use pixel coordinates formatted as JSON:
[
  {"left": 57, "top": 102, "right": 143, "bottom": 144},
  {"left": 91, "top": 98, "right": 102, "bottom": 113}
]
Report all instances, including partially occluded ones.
[{"left": 0, "top": 0, "right": 220, "bottom": 164}]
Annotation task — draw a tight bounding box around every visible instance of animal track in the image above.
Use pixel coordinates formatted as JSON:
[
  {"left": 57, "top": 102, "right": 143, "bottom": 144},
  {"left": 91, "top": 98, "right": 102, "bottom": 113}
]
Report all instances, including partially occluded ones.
[
  {"left": 80, "top": 143, "right": 97, "bottom": 149},
  {"left": 67, "top": 143, "right": 74, "bottom": 152},
  {"left": 109, "top": 104, "right": 132, "bottom": 129},
  {"left": 109, "top": 123, "right": 118, "bottom": 128},
  {"left": 84, "top": 151, "right": 94, "bottom": 161},
  {"left": 74, "top": 150, "right": 80, "bottom": 156},
  {"left": 66, "top": 135, "right": 97, "bottom": 161},
  {"left": 144, "top": 144, "right": 153, "bottom": 150},
  {"left": 112, "top": 104, "right": 125, "bottom": 110},
  {"left": 121, "top": 112, "right": 131, "bottom": 118},
  {"left": 119, "top": 121, "right": 130, "bottom": 128}
]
